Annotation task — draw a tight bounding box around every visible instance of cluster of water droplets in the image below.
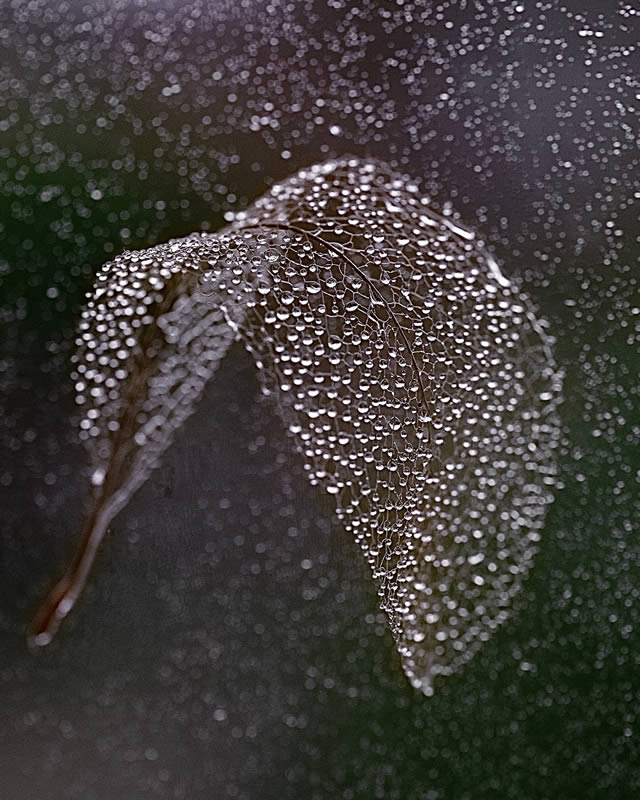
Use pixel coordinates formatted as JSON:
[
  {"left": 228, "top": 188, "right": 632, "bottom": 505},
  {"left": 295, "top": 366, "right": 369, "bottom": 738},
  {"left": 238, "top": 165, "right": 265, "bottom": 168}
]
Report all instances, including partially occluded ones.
[{"left": 60, "top": 157, "right": 562, "bottom": 693}]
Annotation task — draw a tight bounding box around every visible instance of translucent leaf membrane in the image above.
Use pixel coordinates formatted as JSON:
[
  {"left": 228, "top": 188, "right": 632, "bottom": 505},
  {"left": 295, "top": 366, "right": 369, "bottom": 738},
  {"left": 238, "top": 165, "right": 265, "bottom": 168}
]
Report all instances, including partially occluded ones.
[
  {"left": 224, "top": 158, "right": 563, "bottom": 693},
  {"left": 30, "top": 157, "right": 562, "bottom": 697},
  {"left": 28, "top": 231, "right": 276, "bottom": 645}
]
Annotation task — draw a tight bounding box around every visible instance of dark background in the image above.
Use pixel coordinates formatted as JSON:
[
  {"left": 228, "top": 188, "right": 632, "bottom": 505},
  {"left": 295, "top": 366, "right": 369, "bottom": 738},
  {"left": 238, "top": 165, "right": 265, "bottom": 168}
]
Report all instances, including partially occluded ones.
[{"left": 1, "top": 1, "right": 638, "bottom": 798}]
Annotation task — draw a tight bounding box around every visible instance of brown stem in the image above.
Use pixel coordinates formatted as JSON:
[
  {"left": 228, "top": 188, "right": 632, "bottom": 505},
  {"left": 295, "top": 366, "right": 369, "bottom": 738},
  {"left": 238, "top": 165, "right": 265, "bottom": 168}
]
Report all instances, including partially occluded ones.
[{"left": 28, "top": 501, "right": 111, "bottom": 647}]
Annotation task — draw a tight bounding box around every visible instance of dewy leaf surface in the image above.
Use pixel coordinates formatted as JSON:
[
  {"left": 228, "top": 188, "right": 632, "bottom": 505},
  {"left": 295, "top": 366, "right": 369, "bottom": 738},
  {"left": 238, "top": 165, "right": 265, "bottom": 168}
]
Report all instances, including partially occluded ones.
[{"left": 30, "top": 157, "right": 562, "bottom": 695}]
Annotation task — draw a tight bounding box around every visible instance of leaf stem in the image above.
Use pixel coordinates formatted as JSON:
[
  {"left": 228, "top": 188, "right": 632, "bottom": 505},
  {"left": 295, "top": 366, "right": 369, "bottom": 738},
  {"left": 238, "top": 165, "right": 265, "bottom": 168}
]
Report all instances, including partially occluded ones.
[{"left": 28, "top": 501, "right": 111, "bottom": 647}]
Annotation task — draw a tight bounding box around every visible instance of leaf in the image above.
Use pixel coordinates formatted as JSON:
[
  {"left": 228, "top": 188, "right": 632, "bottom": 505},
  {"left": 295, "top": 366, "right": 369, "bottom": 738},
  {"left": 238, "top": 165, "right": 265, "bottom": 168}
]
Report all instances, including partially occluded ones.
[
  {"left": 29, "top": 158, "right": 562, "bottom": 697},
  {"left": 28, "top": 231, "right": 276, "bottom": 644}
]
